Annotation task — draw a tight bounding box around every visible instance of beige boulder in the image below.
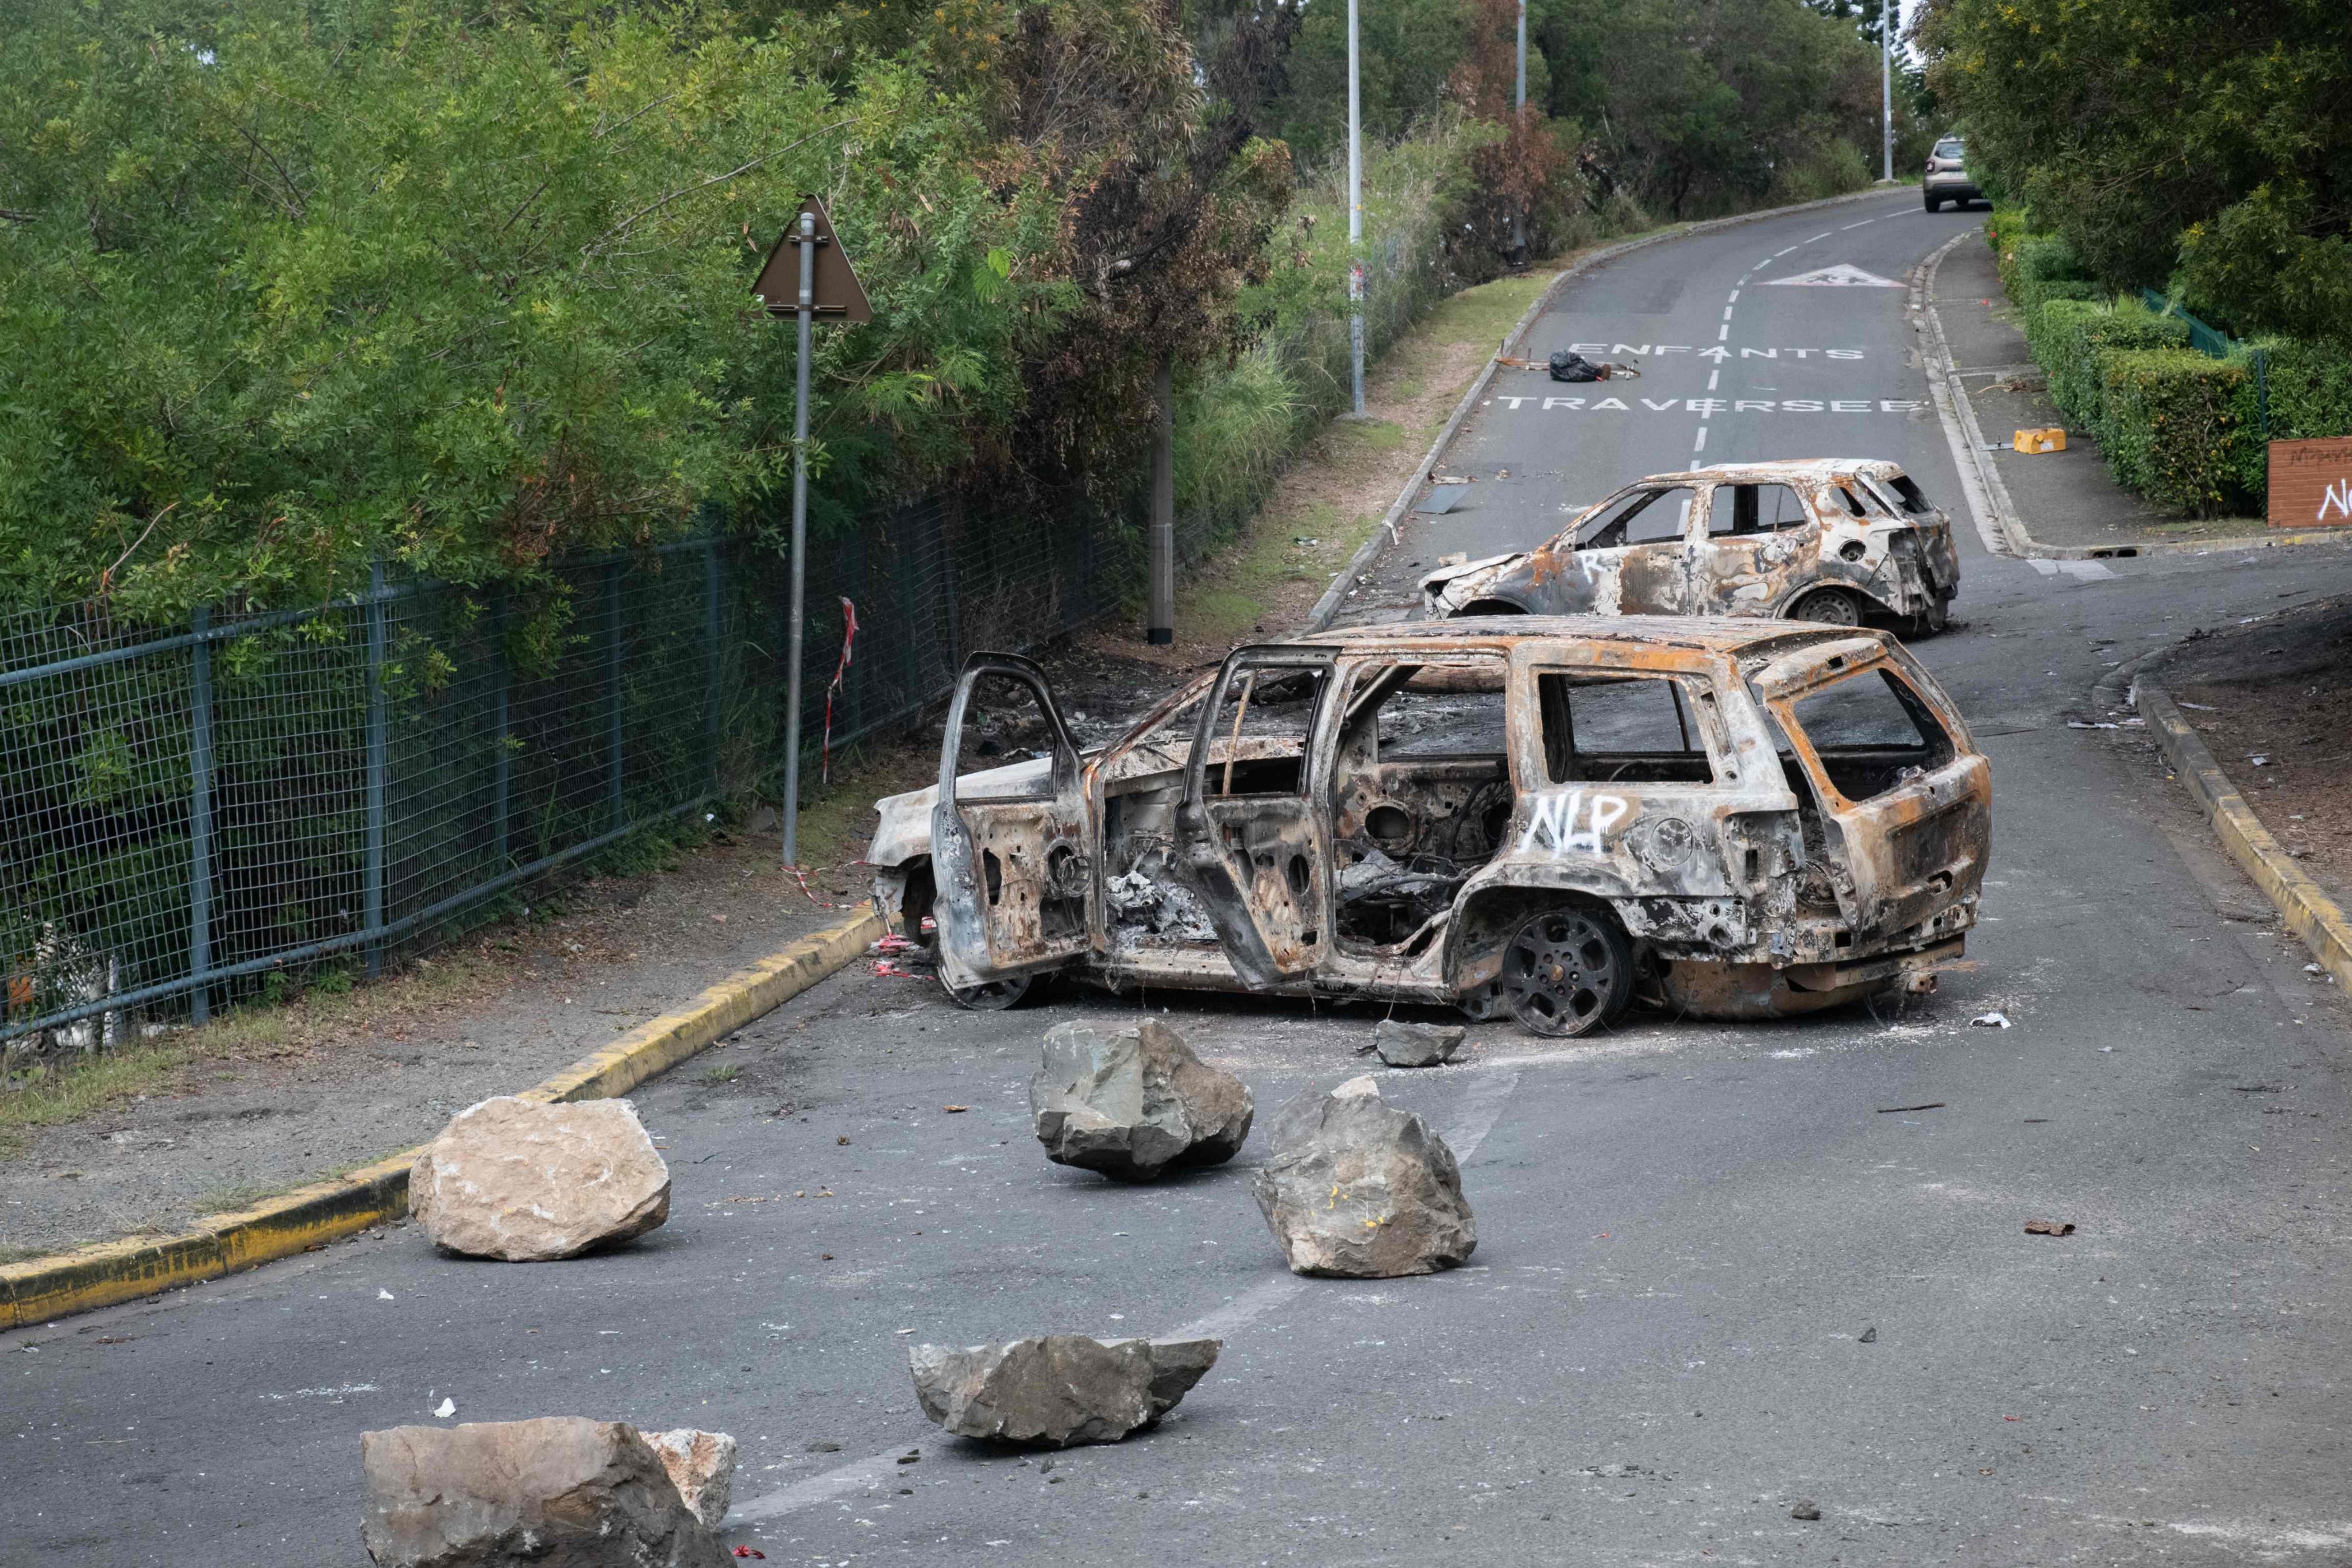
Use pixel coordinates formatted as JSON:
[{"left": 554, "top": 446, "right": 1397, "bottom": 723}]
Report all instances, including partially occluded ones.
[
  {"left": 359, "top": 1417, "right": 726, "bottom": 1567},
  {"left": 647, "top": 1428, "right": 736, "bottom": 1530},
  {"left": 408, "top": 1096, "right": 670, "bottom": 1261}
]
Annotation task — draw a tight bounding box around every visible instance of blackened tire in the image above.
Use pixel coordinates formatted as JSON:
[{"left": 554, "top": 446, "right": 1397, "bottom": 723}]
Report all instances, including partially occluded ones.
[
  {"left": 1924, "top": 195, "right": 1942, "bottom": 213},
  {"left": 1789, "top": 587, "right": 1864, "bottom": 627},
  {"left": 1499, "top": 905, "right": 1632, "bottom": 1038},
  {"left": 944, "top": 972, "right": 1033, "bottom": 1010}
]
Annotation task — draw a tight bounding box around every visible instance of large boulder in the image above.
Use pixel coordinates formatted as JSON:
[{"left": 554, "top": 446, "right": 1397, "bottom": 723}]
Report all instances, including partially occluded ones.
[
  {"left": 908, "top": 1335, "right": 1221, "bottom": 1447},
  {"left": 1029, "top": 1018, "right": 1253, "bottom": 1180},
  {"left": 1251, "top": 1075, "right": 1476, "bottom": 1277},
  {"left": 646, "top": 1429, "right": 736, "bottom": 1531},
  {"left": 409, "top": 1096, "right": 670, "bottom": 1262},
  {"left": 359, "top": 1418, "right": 727, "bottom": 1567}
]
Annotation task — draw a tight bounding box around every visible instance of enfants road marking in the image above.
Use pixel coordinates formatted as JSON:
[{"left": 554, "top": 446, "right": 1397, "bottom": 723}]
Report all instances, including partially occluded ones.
[{"left": 1557, "top": 343, "right": 1867, "bottom": 360}]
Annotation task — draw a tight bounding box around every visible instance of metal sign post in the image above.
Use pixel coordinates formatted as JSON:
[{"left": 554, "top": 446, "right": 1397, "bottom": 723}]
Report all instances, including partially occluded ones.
[{"left": 753, "top": 196, "right": 871, "bottom": 868}]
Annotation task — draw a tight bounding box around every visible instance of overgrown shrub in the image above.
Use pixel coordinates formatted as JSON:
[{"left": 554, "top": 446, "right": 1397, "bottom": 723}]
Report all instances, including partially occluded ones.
[
  {"left": 2223, "top": 338, "right": 2352, "bottom": 495},
  {"left": 2033, "top": 299, "right": 2189, "bottom": 430},
  {"left": 2093, "top": 349, "right": 2249, "bottom": 516}
]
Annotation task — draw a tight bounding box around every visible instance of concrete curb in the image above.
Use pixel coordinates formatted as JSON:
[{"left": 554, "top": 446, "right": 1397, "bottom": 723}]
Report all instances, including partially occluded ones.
[
  {"left": 0, "top": 905, "right": 883, "bottom": 1330},
  {"left": 1917, "top": 230, "right": 2352, "bottom": 563},
  {"left": 1304, "top": 184, "right": 1907, "bottom": 632},
  {"left": 2133, "top": 677, "right": 2352, "bottom": 994}
]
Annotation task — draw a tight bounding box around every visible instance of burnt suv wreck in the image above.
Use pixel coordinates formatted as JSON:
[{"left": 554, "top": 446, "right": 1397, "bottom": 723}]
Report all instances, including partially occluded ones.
[
  {"left": 870, "top": 619, "right": 1991, "bottom": 1037},
  {"left": 1420, "top": 459, "right": 1960, "bottom": 634}
]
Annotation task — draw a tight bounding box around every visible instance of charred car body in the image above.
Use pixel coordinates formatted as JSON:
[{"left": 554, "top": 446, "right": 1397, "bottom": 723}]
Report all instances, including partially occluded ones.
[
  {"left": 871, "top": 619, "right": 1990, "bottom": 1037},
  {"left": 1420, "top": 459, "right": 1959, "bottom": 634}
]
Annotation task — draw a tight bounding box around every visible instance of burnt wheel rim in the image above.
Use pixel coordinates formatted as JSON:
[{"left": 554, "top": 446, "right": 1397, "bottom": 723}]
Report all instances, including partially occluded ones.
[
  {"left": 1500, "top": 909, "right": 1619, "bottom": 1037},
  {"left": 1793, "top": 589, "right": 1860, "bottom": 627},
  {"left": 945, "top": 974, "right": 1030, "bottom": 1010}
]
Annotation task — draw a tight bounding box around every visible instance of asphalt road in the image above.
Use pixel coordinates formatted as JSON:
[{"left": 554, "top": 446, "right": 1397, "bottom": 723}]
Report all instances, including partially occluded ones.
[{"left": 11, "top": 191, "right": 2352, "bottom": 1567}]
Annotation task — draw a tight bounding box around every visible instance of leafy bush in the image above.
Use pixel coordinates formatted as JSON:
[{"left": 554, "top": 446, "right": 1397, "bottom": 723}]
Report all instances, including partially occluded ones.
[
  {"left": 2033, "top": 299, "right": 2188, "bottom": 430},
  {"left": 2093, "top": 349, "right": 2249, "bottom": 516},
  {"left": 2223, "top": 338, "right": 2352, "bottom": 495},
  {"left": 2013, "top": 277, "right": 2101, "bottom": 322}
]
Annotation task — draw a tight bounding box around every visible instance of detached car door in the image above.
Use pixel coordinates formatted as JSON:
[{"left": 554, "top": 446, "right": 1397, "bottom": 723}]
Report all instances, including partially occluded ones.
[
  {"left": 1766, "top": 648, "right": 1990, "bottom": 944},
  {"left": 1175, "top": 648, "right": 1339, "bottom": 987},
  {"left": 929, "top": 654, "right": 1094, "bottom": 991}
]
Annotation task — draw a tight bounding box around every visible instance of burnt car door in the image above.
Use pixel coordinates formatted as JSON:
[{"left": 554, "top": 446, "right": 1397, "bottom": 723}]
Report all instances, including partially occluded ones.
[
  {"left": 929, "top": 654, "right": 1093, "bottom": 990},
  {"left": 1693, "top": 480, "right": 1822, "bottom": 615},
  {"left": 1763, "top": 648, "right": 1990, "bottom": 944},
  {"left": 1481, "top": 485, "right": 1698, "bottom": 614},
  {"left": 1175, "top": 648, "right": 1338, "bottom": 987}
]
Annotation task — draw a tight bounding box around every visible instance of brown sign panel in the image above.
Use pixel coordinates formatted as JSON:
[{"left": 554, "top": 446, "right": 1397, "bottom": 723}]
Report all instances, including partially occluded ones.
[
  {"left": 2269, "top": 435, "right": 2352, "bottom": 530},
  {"left": 752, "top": 195, "right": 872, "bottom": 323}
]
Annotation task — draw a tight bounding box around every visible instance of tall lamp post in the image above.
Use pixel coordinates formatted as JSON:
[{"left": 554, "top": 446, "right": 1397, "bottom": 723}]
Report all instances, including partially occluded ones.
[
  {"left": 1880, "top": 0, "right": 1895, "bottom": 182},
  {"left": 1513, "top": 0, "right": 1527, "bottom": 263},
  {"left": 1346, "top": 0, "right": 1364, "bottom": 417}
]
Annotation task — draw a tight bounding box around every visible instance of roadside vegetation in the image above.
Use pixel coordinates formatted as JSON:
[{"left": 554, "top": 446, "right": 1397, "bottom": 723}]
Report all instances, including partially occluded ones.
[{"left": 1920, "top": 0, "right": 2352, "bottom": 516}]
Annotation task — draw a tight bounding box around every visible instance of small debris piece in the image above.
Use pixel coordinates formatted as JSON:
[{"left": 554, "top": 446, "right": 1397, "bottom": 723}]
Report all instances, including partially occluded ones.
[
  {"left": 432, "top": 1398, "right": 457, "bottom": 1419},
  {"left": 1875, "top": 1102, "right": 1946, "bottom": 1114},
  {"left": 360, "top": 1418, "right": 726, "bottom": 1568},
  {"left": 1969, "top": 1011, "right": 2013, "bottom": 1029},
  {"left": 408, "top": 1097, "right": 669, "bottom": 1262},
  {"left": 1791, "top": 1499, "right": 1822, "bottom": 1521},
  {"left": 908, "top": 1336, "right": 1221, "bottom": 1447},
  {"left": 896, "top": 1448, "right": 921, "bottom": 1465},
  {"left": 2023, "top": 1219, "right": 2076, "bottom": 1236},
  {"left": 1252, "top": 1076, "right": 1475, "bottom": 1278},
  {"left": 806, "top": 1440, "right": 841, "bottom": 1453},
  {"left": 647, "top": 1428, "right": 737, "bottom": 1530},
  {"left": 1362, "top": 1019, "right": 1467, "bottom": 1068},
  {"left": 837, "top": 1136, "right": 851, "bottom": 1145},
  {"left": 1030, "top": 1018, "right": 1254, "bottom": 1181},
  {"left": 943, "top": 1104, "right": 970, "bottom": 1113},
  {"left": 1857, "top": 1326, "right": 1878, "bottom": 1343},
  {"left": 734, "top": 1550, "right": 766, "bottom": 1559}
]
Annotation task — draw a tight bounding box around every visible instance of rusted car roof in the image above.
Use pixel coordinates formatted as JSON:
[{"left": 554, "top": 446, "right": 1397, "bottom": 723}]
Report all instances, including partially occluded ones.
[{"left": 1311, "top": 614, "right": 1873, "bottom": 655}]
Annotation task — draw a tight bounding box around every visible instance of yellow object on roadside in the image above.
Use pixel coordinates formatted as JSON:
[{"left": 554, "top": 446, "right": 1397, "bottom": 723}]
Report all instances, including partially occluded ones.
[{"left": 2014, "top": 427, "right": 2066, "bottom": 454}]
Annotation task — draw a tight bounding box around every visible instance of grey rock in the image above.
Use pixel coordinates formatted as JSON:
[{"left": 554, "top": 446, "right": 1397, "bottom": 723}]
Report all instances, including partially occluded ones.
[
  {"left": 907, "top": 1335, "right": 1222, "bottom": 1446},
  {"left": 359, "top": 1417, "right": 726, "bottom": 1567},
  {"left": 1030, "top": 1018, "right": 1253, "bottom": 1180},
  {"left": 1251, "top": 1075, "right": 1476, "bottom": 1277},
  {"left": 1365, "top": 1019, "right": 1466, "bottom": 1067},
  {"left": 1791, "top": 1499, "right": 1822, "bottom": 1521},
  {"left": 1857, "top": 1326, "right": 1878, "bottom": 1344}
]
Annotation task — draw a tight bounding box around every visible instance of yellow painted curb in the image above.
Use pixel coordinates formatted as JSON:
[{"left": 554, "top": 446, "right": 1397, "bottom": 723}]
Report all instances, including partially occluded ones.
[
  {"left": 1, "top": 904, "right": 883, "bottom": 1331},
  {"left": 2137, "top": 680, "right": 2352, "bottom": 994}
]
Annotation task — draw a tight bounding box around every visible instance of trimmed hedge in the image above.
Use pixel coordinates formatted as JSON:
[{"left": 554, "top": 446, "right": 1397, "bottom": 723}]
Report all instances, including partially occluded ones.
[
  {"left": 2094, "top": 349, "right": 2249, "bottom": 516},
  {"left": 2033, "top": 299, "right": 2189, "bottom": 428},
  {"left": 2223, "top": 338, "right": 2352, "bottom": 494}
]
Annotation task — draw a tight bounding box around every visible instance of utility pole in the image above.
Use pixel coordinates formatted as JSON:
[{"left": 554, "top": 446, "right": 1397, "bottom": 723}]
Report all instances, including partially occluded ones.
[
  {"left": 1513, "top": 0, "right": 1527, "bottom": 264},
  {"left": 752, "top": 197, "right": 870, "bottom": 868},
  {"left": 1880, "top": 0, "right": 1895, "bottom": 183},
  {"left": 1347, "top": 0, "right": 1364, "bottom": 417},
  {"left": 1148, "top": 358, "right": 1175, "bottom": 646}
]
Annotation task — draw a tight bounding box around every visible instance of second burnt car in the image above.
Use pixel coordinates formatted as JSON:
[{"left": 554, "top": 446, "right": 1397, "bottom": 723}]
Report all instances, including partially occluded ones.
[
  {"left": 1419, "top": 459, "right": 1959, "bottom": 633},
  {"left": 870, "top": 618, "right": 1991, "bottom": 1037}
]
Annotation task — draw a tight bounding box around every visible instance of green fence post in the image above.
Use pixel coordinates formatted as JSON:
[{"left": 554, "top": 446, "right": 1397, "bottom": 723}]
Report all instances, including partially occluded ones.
[
  {"left": 364, "top": 562, "right": 388, "bottom": 980},
  {"left": 492, "top": 589, "right": 511, "bottom": 874},
  {"left": 188, "top": 607, "right": 214, "bottom": 1025},
  {"left": 605, "top": 561, "right": 624, "bottom": 833},
  {"left": 704, "top": 537, "right": 723, "bottom": 802}
]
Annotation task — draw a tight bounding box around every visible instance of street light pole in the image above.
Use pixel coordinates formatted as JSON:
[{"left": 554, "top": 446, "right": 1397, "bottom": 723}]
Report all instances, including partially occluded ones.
[
  {"left": 781, "top": 206, "right": 814, "bottom": 867},
  {"left": 1512, "top": 0, "right": 1527, "bottom": 263},
  {"left": 1880, "top": 0, "right": 1895, "bottom": 183},
  {"left": 1347, "top": 0, "right": 1364, "bottom": 417}
]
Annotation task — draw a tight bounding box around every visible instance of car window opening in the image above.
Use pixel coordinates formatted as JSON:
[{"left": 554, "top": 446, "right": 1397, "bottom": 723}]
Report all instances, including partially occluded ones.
[
  {"left": 1788, "top": 668, "right": 1956, "bottom": 801},
  {"left": 1707, "top": 483, "right": 1812, "bottom": 536},
  {"left": 1538, "top": 673, "right": 1719, "bottom": 786},
  {"left": 1206, "top": 667, "right": 1323, "bottom": 798},
  {"left": 1331, "top": 658, "right": 1511, "bottom": 949},
  {"left": 1577, "top": 486, "right": 1688, "bottom": 549}
]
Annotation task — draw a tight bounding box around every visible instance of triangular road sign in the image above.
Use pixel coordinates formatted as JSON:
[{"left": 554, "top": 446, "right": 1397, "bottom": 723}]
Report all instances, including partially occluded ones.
[
  {"left": 1762, "top": 262, "right": 1903, "bottom": 288},
  {"left": 753, "top": 195, "right": 872, "bottom": 322}
]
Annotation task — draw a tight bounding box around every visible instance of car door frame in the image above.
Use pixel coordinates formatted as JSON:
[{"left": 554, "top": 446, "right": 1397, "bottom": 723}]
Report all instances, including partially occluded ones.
[
  {"left": 1174, "top": 646, "right": 1341, "bottom": 988},
  {"left": 929, "top": 652, "right": 1094, "bottom": 990},
  {"left": 1560, "top": 482, "right": 1702, "bottom": 613},
  {"left": 1689, "top": 478, "right": 1826, "bottom": 615}
]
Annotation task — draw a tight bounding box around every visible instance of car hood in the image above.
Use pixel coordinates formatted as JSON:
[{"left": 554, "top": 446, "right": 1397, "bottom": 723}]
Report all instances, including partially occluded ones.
[
  {"left": 870, "top": 756, "right": 1055, "bottom": 868},
  {"left": 1419, "top": 551, "right": 1528, "bottom": 613}
]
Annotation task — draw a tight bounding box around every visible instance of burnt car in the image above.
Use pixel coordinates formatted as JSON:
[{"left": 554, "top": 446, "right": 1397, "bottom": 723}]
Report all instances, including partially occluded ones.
[
  {"left": 1419, "top": 459, "right": 1959, "bottom": 634},
  {"left": 869, "top": 619, "right": 1990, "bottom": 1037}
]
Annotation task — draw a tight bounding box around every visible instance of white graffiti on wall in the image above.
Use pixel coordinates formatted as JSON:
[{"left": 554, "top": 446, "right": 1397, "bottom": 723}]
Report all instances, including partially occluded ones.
[
  {"left": 2320, "top": 478, "right": 2352, "bottom": 524},
  {"left": 1521, "top": 789, "right": 1631, "bottom": 855}
]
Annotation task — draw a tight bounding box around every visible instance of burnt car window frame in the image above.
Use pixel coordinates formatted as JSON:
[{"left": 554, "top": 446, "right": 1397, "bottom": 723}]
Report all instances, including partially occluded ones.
[
  {"left": 1524, "top": 665, "right": 1735, "bottom": 789},
  {"left": 1572, "top": 485, "right": 1693, "bottom": 550},
  {"left": 937, "top": 656, "right": 1083, "bottom": 808},
  {"left": 1767, "top": 659, "right": 1960, "bottom": 808},
  {"left": 1187, "top": 651, "right": 1339, "bottom": 803},
  {"left": 1339, "top": 655, "right": 1512, "bottom": 762},
  {"left": 1704, "top": 481, "right": 1819, "bottom": 538}
]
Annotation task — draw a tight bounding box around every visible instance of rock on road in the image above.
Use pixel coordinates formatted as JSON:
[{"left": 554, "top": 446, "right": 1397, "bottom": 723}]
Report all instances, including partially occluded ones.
[{"left": 7, "top": 192, "right": 2352, "bottom": 1566}]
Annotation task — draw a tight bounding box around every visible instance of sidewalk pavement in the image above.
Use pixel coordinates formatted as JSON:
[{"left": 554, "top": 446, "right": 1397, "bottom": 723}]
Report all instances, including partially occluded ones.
[
  {"left": 1932, "top": 237, "right": 2267, "bottom": 553},
  {"left": 1, "top": 832, "right": 870, "bottom": 1260}
]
